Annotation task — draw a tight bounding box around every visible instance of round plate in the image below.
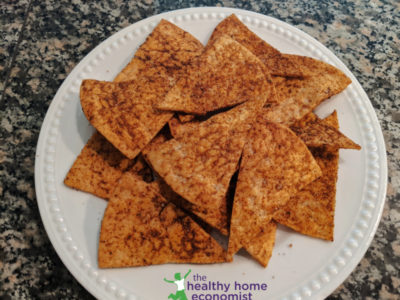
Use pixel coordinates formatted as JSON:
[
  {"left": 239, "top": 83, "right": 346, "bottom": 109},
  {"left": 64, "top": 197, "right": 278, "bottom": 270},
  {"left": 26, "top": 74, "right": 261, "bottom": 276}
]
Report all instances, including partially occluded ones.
[{"left": 35, "top": 7, "right": 387, "bottom": 300}]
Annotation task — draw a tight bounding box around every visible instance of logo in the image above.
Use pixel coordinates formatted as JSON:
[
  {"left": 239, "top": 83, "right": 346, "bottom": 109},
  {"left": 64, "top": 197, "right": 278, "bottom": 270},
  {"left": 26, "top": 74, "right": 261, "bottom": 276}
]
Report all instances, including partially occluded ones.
[
  {"left": 164, "top": 269, "right": 192, "bottom": 300},
  {"left": 164, "top": 270, "right": 269, "bottom": 299}
]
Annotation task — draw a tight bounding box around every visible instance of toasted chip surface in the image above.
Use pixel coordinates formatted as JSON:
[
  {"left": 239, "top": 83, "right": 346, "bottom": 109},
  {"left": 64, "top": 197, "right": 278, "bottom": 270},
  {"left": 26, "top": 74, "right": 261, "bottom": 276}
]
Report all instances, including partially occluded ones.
[
  {"left": 273, "top": 112, "right": 341, "bottom": 241},
  {"left": 98, "top": 172, "right": 227, "bottom": 268},
  {"left": 129, "top": 155, "right": 154, "bottom": 183},
  {"left": 66, "top": 18, "right": 356, "bottom": 269},
  {"left": 146, "top": 98, "right": 266, "bottom": 233},
  {"left": 141, "top": 126, "right": 171, "bottom": 155},
  {"left": 157, "top": 35, "right": 270, "bottom": 115},
  {"left": 115, "top": 19, "right": 204, "bottom": 83},
  {"left": 81, "top": 79, "right": 174, "bottom": 159},
  {"left": 177, "top": 114, "right": 196, "bottom": 123},
  {"left": 262, "top": 55, "right": 351, "bottom": 125},
  {"left": 209, "top": 14, "right": 305, "bottom": 77},
  {"left": 80, "top": 19, "right": 203, "bottom": 159},
  {"left": 167, "top": 116, "right": 201, "bottom": 139},
  {"left": 64, "top": 132, "right": 134, "bottom": 199},
  {"left": 66, "top": 20, "right": 203, "bottom": 193},
  {"left": 228, "top": 120, "right": 322, "bottom": 263},
  {"left": 283, "top": 54, "right": 349, "bottom": 78},
  {"left": 244, "top": 221, "right": 277, "bottom": 267},
  {"left": 290, "top": 112, "right": 361, "bottom": 149},
  {"left": 150, "top": 178, "right": 228, "bottom": 235},
  {"left": 144, "top": 130, "right": 229, "bottom": 233}
]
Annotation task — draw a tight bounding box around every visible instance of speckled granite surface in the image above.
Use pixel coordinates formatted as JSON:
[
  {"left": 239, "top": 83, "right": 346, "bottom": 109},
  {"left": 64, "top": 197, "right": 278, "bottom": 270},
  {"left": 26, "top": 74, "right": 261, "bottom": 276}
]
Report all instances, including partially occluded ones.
[{"left": 1, "top": 0, "right": 399, "bottom": 299}]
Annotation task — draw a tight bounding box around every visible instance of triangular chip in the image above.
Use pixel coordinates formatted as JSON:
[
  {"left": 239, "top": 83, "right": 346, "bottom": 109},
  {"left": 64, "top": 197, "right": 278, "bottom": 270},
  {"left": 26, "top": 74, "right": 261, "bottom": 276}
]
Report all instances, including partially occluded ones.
[
  {"left": 114, "top": 19, "right": 204, "bottom": 84},
  {"left": 143, "top": 129, "right": 229, "bottom": 234},
  {"left": 80, "top": 79, "right": 174, "bottom": 159},
  {"left": 290, "top": 112, "right": 361, "bottom": 149},
  {"left": 66, "top": 123, "right": 200, "bottom": 218},
  {"left": 98, "top": 172, "right": 227, "bottom": 268},
  {"left": 168, "top": 99, "right": 267, "bottom": 139},
  {"left": 146, "top": 97, "right": 267, "bottom": 233},
  {"left": 65, "top": 20, "right": 203, "bottom": 193},
  {"left": 149, "top": 178, "right": 225, "bottom": 234},
  {"left": 143, "top": 129, "right": 217, "bottom": 229},
  {"left": 244, "top": 221, "right": 277, "bottom": 267},
  {"left": 64, "top": 131, "right": 134, "bottom": 199},
  {"left": 64, "top": 127, "right": 167, "bottom": 199},
  {"left": 262, "top": 55, "right": 351, "bottom": 125},
  {"left": 228, "top": 120, "right": 322, "bottom": 264},
  {"left": 80, "top": 19, "right": 203, "bottom": 159},
  {"left": 273, "top": 111, "right": 342, "bottom": 241},
  {"left": 323, "top": 111, "right": 340, "bottom": 127},
  {"left": 282, "top": 54, "right": 349, "bottom": 78},
  {"left": 156, "top": 35, "right": 270, "bottom": 115},
  {"left": 209, "top": 14, "right": 306, "bottom": 77}
]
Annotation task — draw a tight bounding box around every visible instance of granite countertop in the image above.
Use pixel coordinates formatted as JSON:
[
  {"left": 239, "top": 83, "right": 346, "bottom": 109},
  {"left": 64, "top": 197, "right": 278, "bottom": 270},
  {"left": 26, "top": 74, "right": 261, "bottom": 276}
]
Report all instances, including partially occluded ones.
[{"left": 1, "top": 0, "right": 399, "bottom": 299}]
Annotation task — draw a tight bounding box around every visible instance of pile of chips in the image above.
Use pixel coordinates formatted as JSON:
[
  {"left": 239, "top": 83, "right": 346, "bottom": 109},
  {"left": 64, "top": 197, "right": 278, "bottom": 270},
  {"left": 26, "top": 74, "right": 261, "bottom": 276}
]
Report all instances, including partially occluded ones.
[{"left": 64, "top": 15, "right": 360, "bottom": 268}]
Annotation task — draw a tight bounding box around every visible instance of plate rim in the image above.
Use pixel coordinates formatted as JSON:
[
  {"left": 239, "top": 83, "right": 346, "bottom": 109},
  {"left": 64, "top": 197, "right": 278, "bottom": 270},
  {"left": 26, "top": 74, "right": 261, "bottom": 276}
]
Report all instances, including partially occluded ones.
[{"left": 34, "top": 6, "right": 388, "bottom": 300}]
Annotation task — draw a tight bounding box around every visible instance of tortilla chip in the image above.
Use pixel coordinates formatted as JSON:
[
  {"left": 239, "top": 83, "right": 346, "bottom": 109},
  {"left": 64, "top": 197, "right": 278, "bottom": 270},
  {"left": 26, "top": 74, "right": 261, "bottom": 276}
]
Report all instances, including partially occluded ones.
[
  {"left": 114, "top": 19, "right": 204, "bottom": 83},
  {"left": 66, "top": 20, "right": 203, "bottom": 192},
  {"left": 144, "top": 132, "right": 229, "bottom": 234},
  {"left": 273, "top": 111, "right": 341, "bottom": 241},
  {"left": 209, "top": 14, "right": 306, "bottom": 77},
  {"left": 64, "top": 131, "right": 134, "bottom": 199},
  {"left": 291, "top": 112, "right": 361, "bottom": 149},
  {"left": 64, "top": 126, "right": 168, "bottom": 200},
  {"left": 63, "top": 134, "right": 156, "bottom": 200},
  {"left": 283, "top": 54, "right": 349, "bottom": 78},
  {"left": 262, "top": 56, "right": 351, "bottom": 125},
  {"left": 80, "top": 79, "right": 174, "bottom": 159},
  {"left": 228, "top": 120, "right": 322, "bottom": 264},
  {"left": 244, "top": 221, "right": 277, "bottom": 267},
  {"left": 98, "top": 172, "right": 227, "bottom": 268},
  {"left": 80, "top": 19, "right": 203, "bottom": 159},
  {"left": 144, "top": 129, "right": 225, "bottom": 229},
  {"left": 146, "top": 97, "right": 266, "bottom": 233},
  {"left": 149, "top": 178, "right": 226, "bottom": 234},
  {"left": 168, "top": 99, "right": 265, "bottom": 139},
  {"left": 156, "top": 35, "right": 270, "bottom": 115},
  {"left": 323, "top": 110, "right": 339, "bottom": 126}
]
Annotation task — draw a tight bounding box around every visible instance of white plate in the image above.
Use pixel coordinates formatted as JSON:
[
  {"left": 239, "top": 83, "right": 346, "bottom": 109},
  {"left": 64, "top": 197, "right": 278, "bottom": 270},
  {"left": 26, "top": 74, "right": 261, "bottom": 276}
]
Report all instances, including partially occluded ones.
[{"left": 35, "top": 7, "right": 387, "bottom": 300}]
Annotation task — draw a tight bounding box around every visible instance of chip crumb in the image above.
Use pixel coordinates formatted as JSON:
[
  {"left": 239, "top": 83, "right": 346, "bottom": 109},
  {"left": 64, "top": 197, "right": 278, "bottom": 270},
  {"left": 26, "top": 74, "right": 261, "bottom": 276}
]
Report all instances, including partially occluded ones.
[{"left": 289, "top": 243, "right": 293, "bottom": 248}]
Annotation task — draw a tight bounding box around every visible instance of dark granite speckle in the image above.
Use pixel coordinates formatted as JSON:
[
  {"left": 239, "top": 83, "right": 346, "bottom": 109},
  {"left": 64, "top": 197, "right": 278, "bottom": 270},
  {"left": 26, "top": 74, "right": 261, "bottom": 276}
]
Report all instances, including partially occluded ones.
[
  {"left": 1, "top": 0, "right": 399, "bottom": 299},
  {"left": 1, "top": 0, "right": 31, "bottom": 94}
]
